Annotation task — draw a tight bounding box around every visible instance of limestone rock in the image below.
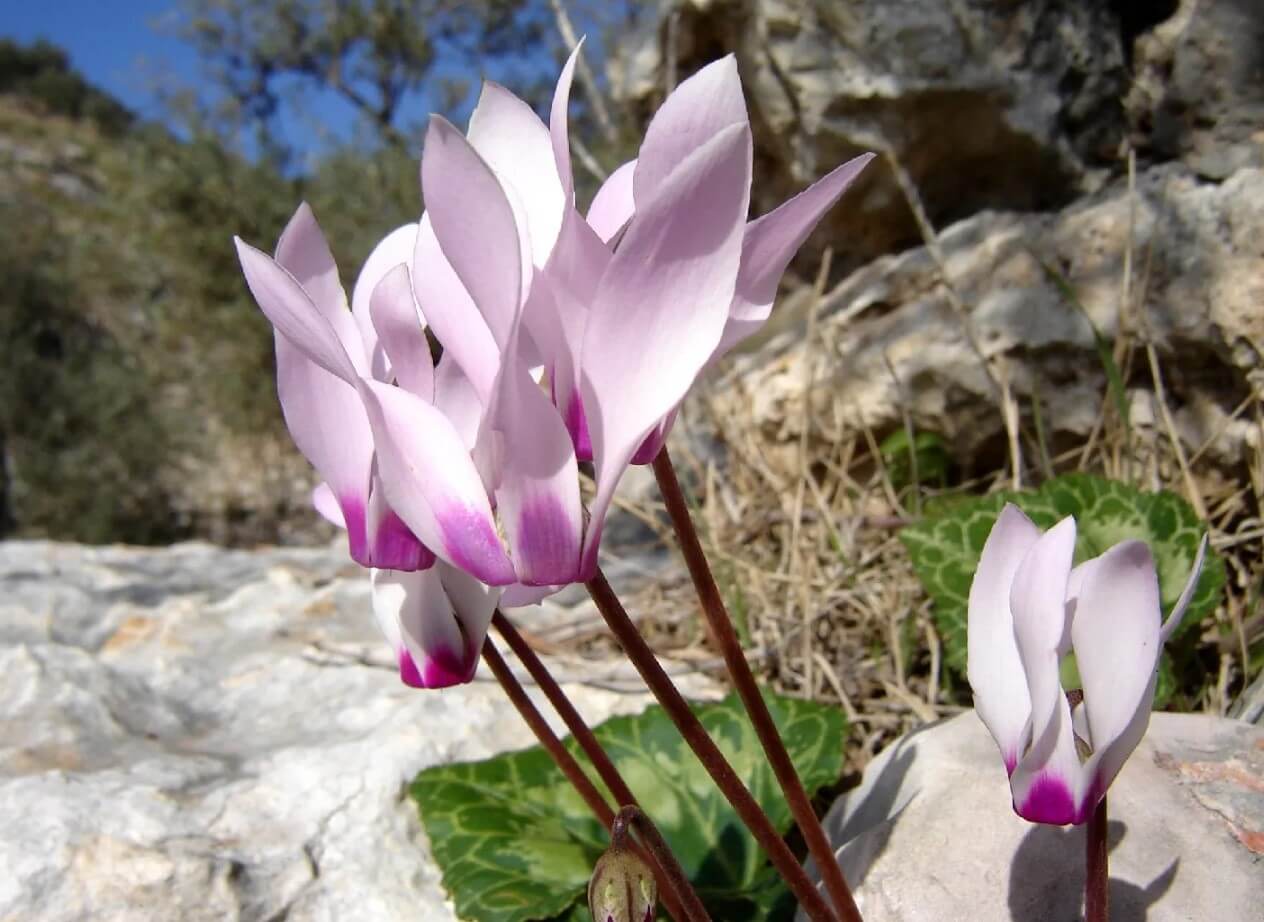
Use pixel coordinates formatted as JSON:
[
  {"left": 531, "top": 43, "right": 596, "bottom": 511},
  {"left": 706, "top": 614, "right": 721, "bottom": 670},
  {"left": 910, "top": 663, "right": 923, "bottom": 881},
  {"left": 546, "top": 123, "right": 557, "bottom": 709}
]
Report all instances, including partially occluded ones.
[
  {"left": 801, "top": 711, "right": 1264, "bottom": 921},
  {"left": 715, "top": 163, "right": 1263, "bottom": 468},
  {"left": 1127, "top": 0, "right": 1264, "bottom": 179},
  {"left": 0, "top": 540, "right": 703, "bottom": 921},
  {"left": 611, "top": 0, "right": 1130, "bottom": 269}
]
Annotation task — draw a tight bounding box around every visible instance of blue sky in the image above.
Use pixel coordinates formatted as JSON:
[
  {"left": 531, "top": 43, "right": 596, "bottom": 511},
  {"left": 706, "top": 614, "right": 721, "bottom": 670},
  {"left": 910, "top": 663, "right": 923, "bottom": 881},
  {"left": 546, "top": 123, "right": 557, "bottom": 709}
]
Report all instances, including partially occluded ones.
[{"left": 2, "top": 1, "right": 198, "bottom": 121}]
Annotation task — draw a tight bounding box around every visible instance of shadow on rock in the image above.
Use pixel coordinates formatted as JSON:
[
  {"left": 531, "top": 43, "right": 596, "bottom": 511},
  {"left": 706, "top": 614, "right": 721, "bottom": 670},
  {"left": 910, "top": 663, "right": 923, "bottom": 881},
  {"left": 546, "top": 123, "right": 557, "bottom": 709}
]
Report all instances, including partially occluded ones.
[{"left": 1008, "top": 820, "right": 1177, "bottom": 921}]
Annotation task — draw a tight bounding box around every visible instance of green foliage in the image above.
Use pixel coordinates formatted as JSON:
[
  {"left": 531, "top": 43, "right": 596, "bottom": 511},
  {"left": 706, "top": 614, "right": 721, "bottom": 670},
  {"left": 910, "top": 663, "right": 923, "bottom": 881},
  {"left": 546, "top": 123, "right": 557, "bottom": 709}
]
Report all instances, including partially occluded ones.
[
  {"left": 878, "top": 429, "right": 949, "bottom": 492},
  {"left": 411, "top": 690, "right": 845, "bottom": 922},
  {"left": 900, "top": 474, "right": 1225, "bottom": 694},
  {"left": 0, "top": 39, "right": 134, "bottom": 135}
]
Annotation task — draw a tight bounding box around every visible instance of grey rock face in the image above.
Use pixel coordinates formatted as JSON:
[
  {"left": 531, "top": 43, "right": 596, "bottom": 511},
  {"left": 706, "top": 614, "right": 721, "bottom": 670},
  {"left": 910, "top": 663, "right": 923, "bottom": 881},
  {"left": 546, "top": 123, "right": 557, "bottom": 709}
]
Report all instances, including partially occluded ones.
[
  {"left": 612, "top": 0, "right": 1129, "bottom": 269},
  {"left": 717, "top": 164, "right": 1263, "bottom": 466},
  {"left": 1127, "top": 0, "right": 1264, "bottom": 179},
  {"left": 0, "top": 541, "right": 688, "bottom": 921},
  {"left": 801, "top": 711, "right": 1264, "bottom": 921}
]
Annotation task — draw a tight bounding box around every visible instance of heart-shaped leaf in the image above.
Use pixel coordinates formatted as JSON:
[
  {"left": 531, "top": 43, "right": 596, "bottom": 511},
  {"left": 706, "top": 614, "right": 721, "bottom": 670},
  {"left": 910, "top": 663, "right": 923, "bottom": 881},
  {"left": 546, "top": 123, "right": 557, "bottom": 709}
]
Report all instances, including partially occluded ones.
[{"left": 411, "top": 689, "right": 845, "bottom": 921}]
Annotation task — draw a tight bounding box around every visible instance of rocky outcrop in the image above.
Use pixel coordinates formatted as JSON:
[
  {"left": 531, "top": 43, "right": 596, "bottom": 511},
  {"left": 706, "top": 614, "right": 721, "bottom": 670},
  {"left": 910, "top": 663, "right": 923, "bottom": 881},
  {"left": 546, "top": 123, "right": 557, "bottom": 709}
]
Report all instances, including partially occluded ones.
[
  {"left": 612, "top": 0, "right": 1133, "bottom": 269},
  {"left": 0, "top": 540, "right": 702, "bottom": 921},
  {"left": 713, "top": 163, "right": 1263, "bottom": 469},
  {"left": 1127, "top": 0, "right": 1264, "bottom": 179},
  {"left": 801, "top": 711, "right": 1264, "bottom": 921}
]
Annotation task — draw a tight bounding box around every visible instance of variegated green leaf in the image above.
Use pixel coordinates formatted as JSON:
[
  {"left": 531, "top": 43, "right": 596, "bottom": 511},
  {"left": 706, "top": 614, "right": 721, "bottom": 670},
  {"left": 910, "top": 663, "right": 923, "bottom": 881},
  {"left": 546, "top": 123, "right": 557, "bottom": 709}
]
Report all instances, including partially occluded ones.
[{"left": 411, "top": 689, "right": 845, "bottom": 922}]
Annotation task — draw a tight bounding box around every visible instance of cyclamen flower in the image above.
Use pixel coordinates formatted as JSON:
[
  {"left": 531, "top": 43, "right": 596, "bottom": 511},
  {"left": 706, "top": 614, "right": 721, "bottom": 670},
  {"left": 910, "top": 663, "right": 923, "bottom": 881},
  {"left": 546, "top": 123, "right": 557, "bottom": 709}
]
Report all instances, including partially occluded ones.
[
  {"left": 366, "top": 45, "right": 873, "bottom": 587},
  {"left": 968, "top": 504, "right": 1208, "bottom": 825},
  {"left": 233, "top": 45, "right": 871, "bottom": 689}
]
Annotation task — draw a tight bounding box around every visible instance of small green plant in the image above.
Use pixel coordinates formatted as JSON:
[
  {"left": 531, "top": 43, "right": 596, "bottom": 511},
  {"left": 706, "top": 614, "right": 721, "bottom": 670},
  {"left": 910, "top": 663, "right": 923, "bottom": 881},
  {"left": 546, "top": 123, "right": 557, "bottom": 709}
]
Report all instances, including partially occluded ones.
[{"left": 411, "top": 690, "right": 845, "bottom": 922}]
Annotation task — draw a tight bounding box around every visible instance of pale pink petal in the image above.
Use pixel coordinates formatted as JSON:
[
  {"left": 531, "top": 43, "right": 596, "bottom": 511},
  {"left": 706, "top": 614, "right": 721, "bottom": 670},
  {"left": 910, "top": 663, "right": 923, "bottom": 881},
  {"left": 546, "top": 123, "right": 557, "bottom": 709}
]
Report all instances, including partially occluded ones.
[
  {"left": 1072, "top": 540, "right": 1162, "bottom": 810},
  {"left": 357, "top": 379, "right": 515, "bottom": 586},
  {"left": 632, "top": 56, "right": 746, "bottom": 206},
  {"left": 273, "top": 331, "right": 372, "bottom": 563},
  {"left": 1010, "top": 516, "right": 1077, "bottom": 752},
  {"left": 550, "top": 43, "right": 584, "bottom": 202},
  {"left": 586, "top": 159, "right": 636, "bottom": 243},
  {"left": 489, "top": 359, "right": 583, "bottom": 585},
  {"left": 236, "top": 239, "right": 360, "bottom": 383},
  {"left": 433, "top": 356, "right": 484, "bottom": 451},
  {"left": 713, "top": 153, "right": 874, "bottom": 359},
  {"left": 967, "top": 504, "right": 1041, "bottom": 773},
  {"left": 371, "top": 567, "right": 477, "bottom": 689},
  {"left": 501, "top": 583, "right": 559, "bottom": 608},
  {"left": 370, "top": 264, "right": 434, "bottom": 401},
  {"left": 366, "top": 466, "right": 434, "bottom": 571},
  {"left": 273, "top": 204, "right": 367, "bottom": 377},
  {"left": 468, "top": 81, "right": 565, "bottom": 266},
  {"left": 580, "top": 122, "right": 752, "bottom": 574},
  {"left": 413, "top": 215, "right": 500, "bottom": 401},
  {"left": 437, "top": 560, "right": 501, "bottom": 674},
  {"left": 1009, "top": 695, "right": 1086, "bottom": 825},
  {"left": 1160, "top": 533, "right": 1209, "bottom": 642},
  {"left": 422, "top": 115, "right": 525, "bottom": 350},
  {"left": 312, "top": 483, "right": 345, "bottom": 528},
  {"left": 352, "top": 223, "right": 421, "bottom": 380}
]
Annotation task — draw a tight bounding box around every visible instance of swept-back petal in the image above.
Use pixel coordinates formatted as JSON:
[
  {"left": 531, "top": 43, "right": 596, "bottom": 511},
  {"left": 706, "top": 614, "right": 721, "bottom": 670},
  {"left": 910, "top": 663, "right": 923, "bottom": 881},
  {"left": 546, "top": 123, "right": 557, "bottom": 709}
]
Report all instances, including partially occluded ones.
[
  {"left": 1009, "top": 692, "right": 1085, "bottom": 825},
  {"left": 468, "top": 82, "right": 565, "bottom": 266},
  {"left": 353, "top": 223, "right": 421, "bottom": 380},
  {"left": 358, "top": 379, "right": 515, "bottom": 586},
  {"left": 273, "top": 204, "right": 367, "bottom": 378},
  {"left": 370, "top": 264, "right": 434, "bottom": 401},
  {"left": 371, "top": 567, "right": 477, "bottom": 689},
  {"left": 433, "top": 356, "right": 484, "bottom": 451},
  {"left": 713, "top": 153, "right": 874, "bottom": 359},
  {"left": 273, "top": 331, "right": 372, "bottom": 562},
  {"left": 967, "top": 504, "right": 1041, "bottom": 772},
  {"left": 236, "top": 239, "right": 359, "bottom": 383},
  {"left": 312, "top": 483, "right": 345, "bottom": 528},
  {"left": 1011, "top": 516, "right": 1077, "bottom": 745},
  {"left": 489, "top": 358, "right": 583, "bottom": 586},
  {"left": 1072, "top": 540, "right": 1162, "bottom": 807},
  {"left": 550, "top": 42, "right": 583, "bottom": 202},
  {"left": 633, "top": 55, "right": 747, "bottom": 206},
  {"left": 580, "top": 122, "right": 752, "bottom": 573},
  {"left": 587, "top": 159, "right": 636, "bottom": 243},
  {"left": 422, "top": 115, "right": 525, "bottom": 350},
  {"left": 413, "top": 215, "right": 500, "bottom": 401},
  {"left": 1161, "top": 533, "right": 1209, "bottom": 642}
]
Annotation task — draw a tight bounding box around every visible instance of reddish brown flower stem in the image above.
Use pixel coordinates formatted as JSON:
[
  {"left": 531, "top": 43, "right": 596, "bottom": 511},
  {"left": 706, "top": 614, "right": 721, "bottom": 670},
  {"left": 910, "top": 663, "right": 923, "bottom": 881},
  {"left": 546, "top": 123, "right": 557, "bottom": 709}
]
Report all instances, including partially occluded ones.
[
  {"left": 612, "top": 806, "right": 712, "bottom": 922},
  {"left": 1085, "top": 794, "right": 1109, "bottom": 922},
  {"left": 479, "top": 637, "right": 693, "bottom": 922},
  {"left": 585, "top": 568, "right": 838, "bottom": 922},
  {"left": 651, "top": 446, "right": 863, "bottom": 922},
  {"left": 492, "top": 611, "right": 641, "bottom": 809}
]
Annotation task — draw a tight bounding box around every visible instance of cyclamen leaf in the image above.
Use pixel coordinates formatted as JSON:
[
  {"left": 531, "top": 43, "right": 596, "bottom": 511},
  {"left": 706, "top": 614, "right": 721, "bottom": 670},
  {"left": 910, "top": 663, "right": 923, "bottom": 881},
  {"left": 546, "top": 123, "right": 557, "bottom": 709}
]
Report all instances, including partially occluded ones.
[
  {"left": 411, "top": 689, "right": 846, "bottom": 922},
  {"left": 901, "top": 473, "right": 1225, "bottom": 675}
]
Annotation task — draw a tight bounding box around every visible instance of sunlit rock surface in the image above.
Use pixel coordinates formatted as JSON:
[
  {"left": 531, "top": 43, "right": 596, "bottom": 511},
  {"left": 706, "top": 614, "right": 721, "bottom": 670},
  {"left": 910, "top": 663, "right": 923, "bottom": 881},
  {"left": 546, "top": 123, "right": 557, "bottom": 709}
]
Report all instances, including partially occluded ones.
[
  {"left": 802, "top": 711, "right": 1263, "bottom": 922},
  {"left": 0, "top": 541, "right": 695, "bottom": 921}
]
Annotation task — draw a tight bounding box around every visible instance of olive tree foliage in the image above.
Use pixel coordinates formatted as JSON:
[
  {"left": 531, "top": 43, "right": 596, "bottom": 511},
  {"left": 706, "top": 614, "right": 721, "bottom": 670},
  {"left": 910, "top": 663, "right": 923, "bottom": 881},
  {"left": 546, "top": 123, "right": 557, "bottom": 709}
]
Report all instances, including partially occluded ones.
[{"left": 168, "top": 0, "right": 555, "bottom": 163}]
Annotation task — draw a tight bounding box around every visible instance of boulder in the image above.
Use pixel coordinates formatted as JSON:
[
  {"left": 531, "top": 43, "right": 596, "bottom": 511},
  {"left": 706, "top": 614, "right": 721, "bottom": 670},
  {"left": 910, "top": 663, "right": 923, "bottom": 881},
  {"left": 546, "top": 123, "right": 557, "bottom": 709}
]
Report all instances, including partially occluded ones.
[
  {"left": 611, "top": 0, "right": 1131, "bottom": 269},
  {"left": 801, "top": 711, "right": 1264, "bottom": 921},
  {"left": 1127, "top": 0, "right": 1264, "bottom": 179},
  {"left": 714, "top": 163, "right": 1263, "bottom": 469},
  {"left": 0, "top": 540, "right": 705, "bottom": 921}
]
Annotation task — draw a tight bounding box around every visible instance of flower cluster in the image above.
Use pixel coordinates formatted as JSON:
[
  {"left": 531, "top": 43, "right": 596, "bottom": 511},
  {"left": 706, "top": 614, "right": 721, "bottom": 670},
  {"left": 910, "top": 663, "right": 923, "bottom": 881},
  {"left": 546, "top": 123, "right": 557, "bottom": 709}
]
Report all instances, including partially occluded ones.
[
  {"left": 235, "top": 46, "right": 871, "bottom": 690},
  {"left": 968, "top": 504, "right": 1207, "bottom": 825}
]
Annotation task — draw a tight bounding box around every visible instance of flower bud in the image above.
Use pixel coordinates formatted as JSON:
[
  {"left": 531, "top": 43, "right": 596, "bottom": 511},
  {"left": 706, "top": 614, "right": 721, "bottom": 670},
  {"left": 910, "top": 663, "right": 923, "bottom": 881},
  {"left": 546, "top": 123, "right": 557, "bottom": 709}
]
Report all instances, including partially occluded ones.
[{"left": 587, "top": 843, "right": 657, "bottom": 922}]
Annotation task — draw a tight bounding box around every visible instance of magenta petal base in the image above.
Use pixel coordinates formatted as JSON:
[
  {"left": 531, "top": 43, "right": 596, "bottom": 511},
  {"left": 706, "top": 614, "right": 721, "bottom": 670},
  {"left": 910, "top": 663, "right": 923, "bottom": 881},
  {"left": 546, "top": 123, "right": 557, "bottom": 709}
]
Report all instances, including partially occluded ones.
[{"left": 1016, "top": 773, "right": 1079, "bottom": 826}]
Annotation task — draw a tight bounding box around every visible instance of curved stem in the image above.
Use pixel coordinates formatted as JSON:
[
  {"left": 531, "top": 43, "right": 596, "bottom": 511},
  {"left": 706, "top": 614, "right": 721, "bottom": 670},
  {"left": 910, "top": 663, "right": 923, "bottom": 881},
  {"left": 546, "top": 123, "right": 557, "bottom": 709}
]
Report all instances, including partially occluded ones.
[
  {"left": 481, "top": 634, "right": 695, "bottom": 922},
  {"left": 586, "top": 568, "right": 838, "bottom": 922},
  {"left": 651, "top": 447, "right": 863, "bottom": 922}
]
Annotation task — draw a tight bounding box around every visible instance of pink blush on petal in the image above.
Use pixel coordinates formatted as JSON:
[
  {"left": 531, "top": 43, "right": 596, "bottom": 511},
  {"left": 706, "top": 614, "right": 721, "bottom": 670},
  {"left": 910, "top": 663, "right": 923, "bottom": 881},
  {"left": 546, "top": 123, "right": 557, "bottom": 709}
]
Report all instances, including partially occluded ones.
[
  {"left": 1016, "top": 773, "right": 1078, "bottom": 826},
  {"left": 398, "top": 649, "right": 425, "bottom": 689},
  {"left": 372, "top": 510, "right": 437, "bottom": 571},
  {"left": 341, "top": 497, "right": 370, "bottom": 566},
  {"left": 515, "top": 494, "right": 581, "bottom": 586}
]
